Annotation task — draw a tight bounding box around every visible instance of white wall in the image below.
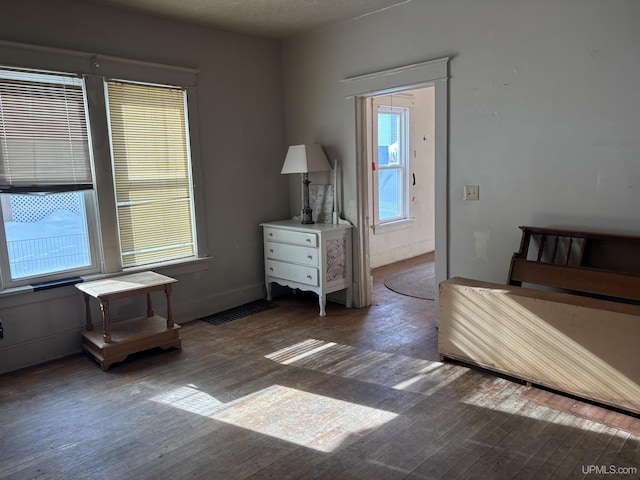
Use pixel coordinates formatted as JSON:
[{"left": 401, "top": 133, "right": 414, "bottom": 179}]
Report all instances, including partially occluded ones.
[
  {"left": 368, "top": 87, "right": 435, "bottom": 268},
  {"left": 283, "top": 0, "right": 640, "bottom": 287},
  {"left": 0, "top": 0, "right": 288, "bottom": 373}
]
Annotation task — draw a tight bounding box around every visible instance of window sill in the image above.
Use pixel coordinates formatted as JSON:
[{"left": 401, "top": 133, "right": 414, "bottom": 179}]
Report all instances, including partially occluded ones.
[
  {"left": 372, "top": 218, "right": 415, "bottom": 235},
  {"left": 0, "top": 256, "right": 212, "bottom": 305},
  {"left": 91, "top": 256, "right": 212, "bottom": 280}
]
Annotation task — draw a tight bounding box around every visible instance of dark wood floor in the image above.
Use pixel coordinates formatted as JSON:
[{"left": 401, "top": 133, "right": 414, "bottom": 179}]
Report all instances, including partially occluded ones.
[{"left": 1, "top": 253, "right": 639, "bottom": 479}]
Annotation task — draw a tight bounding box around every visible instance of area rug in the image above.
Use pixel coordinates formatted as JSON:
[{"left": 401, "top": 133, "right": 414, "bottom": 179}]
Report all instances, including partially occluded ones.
[{"left": 384, "top": 262, "right": 436, "bottom": 300}]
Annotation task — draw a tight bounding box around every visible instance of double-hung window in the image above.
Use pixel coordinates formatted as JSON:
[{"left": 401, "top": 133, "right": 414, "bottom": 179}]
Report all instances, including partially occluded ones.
[
  {"left": 0, "top": 69, "right": 100, "bottom": 286},
  {"left": 106, "top": 80, "right": 195, "bottom": 268},
  {"left": 373, "top": 103, "right": 410, "bottom": 224},
  {"left": 0, "top": 65, "right": 200, "bottom": 290}
]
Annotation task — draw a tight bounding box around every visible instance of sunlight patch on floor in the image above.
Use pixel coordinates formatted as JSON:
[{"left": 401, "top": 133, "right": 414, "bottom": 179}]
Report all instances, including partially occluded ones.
[
  {"left": 152, "top": 384, "right": 397, "bottom": 452},
  {"left": 214, "top": 385, "right": 398, "bottom": 452},
  {"left": 268, "top": 338, "right": 338, "bottom": 365},
  {"left": 152, "top": 384, "right": 224, "bottom": 417},
  {"left": 392, "top": 361, "right": 446, "bottom": 389},
  {"left": 266, "top": 339, "right": 455, "bottom": 396}
]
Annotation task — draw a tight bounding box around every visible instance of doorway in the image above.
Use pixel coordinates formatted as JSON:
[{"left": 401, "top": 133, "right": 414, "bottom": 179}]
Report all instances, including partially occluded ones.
[
  {"left": 365, "top": 86, "right": 435, "bottom": 269},
  {"left": 342, "top": 57, "right": 449, "bottom": 321}
]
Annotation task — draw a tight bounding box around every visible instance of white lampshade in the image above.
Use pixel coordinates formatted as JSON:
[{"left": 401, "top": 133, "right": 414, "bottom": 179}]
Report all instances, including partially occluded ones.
[{"left": 281, "top": 144, "right": 332, "bottom": 174}]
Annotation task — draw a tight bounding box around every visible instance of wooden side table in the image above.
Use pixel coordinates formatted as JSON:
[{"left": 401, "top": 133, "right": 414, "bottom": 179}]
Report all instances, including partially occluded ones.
[{"left": 76, "top": 271, "right": 181, "bottom": 370}]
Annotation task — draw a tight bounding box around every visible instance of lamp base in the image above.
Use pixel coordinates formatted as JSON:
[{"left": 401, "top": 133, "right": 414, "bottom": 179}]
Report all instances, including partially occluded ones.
[
  {"left": 301, "top": 207, "right": 314, "bottom": 224},
  {"left": 301, "top": 173, "right": 315, "bottom": 224}
]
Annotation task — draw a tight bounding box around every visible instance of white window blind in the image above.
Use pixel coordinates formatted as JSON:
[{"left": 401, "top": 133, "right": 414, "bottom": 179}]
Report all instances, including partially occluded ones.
[
  {"left": 106, "top": 80, "right": 195, "bottom": 268},
  {"left": 0, "top": 69, "right": 92, "bottom": 193}
]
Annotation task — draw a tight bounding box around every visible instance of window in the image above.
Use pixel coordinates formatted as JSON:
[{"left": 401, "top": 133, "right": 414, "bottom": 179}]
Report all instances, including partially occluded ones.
[
  {"left": 0, "top": 69, "right": 99, "bottom": 286},
  {"left": 373, "top": 103, "right": 410, "bottom": 224},
  {"left": 0, "top": 65, "right": 201, "bottom": 289},
  {"left": 0, "top": 192, "right": 96, "bottom": 281},
  {"left": 106, "top": 81, "right": 195, "bottom": 268}
]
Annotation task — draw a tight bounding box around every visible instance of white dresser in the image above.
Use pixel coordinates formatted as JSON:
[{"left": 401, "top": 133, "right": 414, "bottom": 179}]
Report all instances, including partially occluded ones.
[{"left": 261, "top": 220, "right": 353, "bottom": 316}]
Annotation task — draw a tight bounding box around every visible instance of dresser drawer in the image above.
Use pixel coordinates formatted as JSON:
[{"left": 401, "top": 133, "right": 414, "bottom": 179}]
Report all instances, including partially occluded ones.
[
  {"left": 264, "top": 227, "right": 318, "bottom": 247},
  {"left": 266, "top": 260, "right": 318, "bottom": 286},
  {"left": 265, "top": 242, "right": 319, "bottom": 267}
]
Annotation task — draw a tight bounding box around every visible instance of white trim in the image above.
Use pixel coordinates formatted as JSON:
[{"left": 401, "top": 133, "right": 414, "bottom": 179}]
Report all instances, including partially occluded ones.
[
  {"left": 370, "top": 239, "right": 432, "bottom": 269},
  {"left": 185, "top": 86, "right": 209, "bottom": 259},
  {"left": 342, "top": 57, "right": 449, "bottom": 98},
  {"left": 433, "top": 77, "right": 450, "bottom": 319},
  {"left": 371, "top": 218, "right": 415, "bottom": 235},
  {"left": 352, "top": 96, "right": 371, "bottom": 307},
  {"left": 85, "top": 74, "right": 121, "bottom": 273}
]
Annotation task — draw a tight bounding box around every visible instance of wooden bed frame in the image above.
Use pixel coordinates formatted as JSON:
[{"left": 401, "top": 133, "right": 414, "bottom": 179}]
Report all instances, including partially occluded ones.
[
  {"left": 439, "top": 226, "right": 640, "bottom": 415},
  {"left": 508, "top": 226, "right": 640, "bottom": 301}
]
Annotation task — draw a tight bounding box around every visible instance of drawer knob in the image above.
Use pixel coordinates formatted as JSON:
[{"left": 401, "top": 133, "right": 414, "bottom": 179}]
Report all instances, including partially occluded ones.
[
  {"left": 269, "top": 267, "right": 273, "bottom": 271},
  {"left": 269, "top": 249, "right": 274, "bottom": 253},
  {"left": 268, "top": 233, "right": 273, "bottom": 237},
  {"left": 307, "top": 255, "right": 313, "bottom": 260},
  {"left": 306, "top": 239, "right": 311, "bottom": 243},
  {"left": 307, "top": 275, "right": 312, "bottom": 279}
]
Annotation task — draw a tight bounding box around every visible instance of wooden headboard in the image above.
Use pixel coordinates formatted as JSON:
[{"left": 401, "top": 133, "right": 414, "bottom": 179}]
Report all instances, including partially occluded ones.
[{"left": 507, "top": 226, "right": 640, "bottom": 302}]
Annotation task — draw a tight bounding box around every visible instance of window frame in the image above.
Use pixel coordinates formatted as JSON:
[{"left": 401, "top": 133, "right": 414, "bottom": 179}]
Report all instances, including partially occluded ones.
[
  {"left": 0, "top": 44, "right": 207, "bottom": 291},
  {"left": 86, "top": 74, "right": 207, "bottom": 277},
  {"left": 104, "top": 78, "right": 198, "bottom": 269},
  {"left": 0, "top": 190, "right": 102, "bottom": 288},
  {"left": 0, "top": 68, "right": 103, "bottom": 288},
  {"left": 372, "top": 101, "right": 411, "bottom": 226}
]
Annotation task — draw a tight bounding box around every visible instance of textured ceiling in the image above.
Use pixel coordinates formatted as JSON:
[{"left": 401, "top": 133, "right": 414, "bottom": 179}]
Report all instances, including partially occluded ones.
[{"left": 88, "top": 0, "right": 410, "bottom": 38}]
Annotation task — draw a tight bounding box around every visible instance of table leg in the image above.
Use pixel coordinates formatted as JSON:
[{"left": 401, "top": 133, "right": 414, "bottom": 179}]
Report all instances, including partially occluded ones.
[
  {"left": 84, "top": 293, "right": 93, "bottom": 331},
  {"left": 100, "top": 299, "right": 112, "bottom": 343},
  {"left": 165, "top": 284, "right": 174, "bottom": 328},
  {"left": 147, "top": 293, "right": 154, "bottom": 317}
]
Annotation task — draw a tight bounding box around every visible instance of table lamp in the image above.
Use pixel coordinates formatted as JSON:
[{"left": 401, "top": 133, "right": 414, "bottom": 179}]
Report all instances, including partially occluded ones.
[{"left": 281, "top": 144, "right": 332, "bottom": 224}]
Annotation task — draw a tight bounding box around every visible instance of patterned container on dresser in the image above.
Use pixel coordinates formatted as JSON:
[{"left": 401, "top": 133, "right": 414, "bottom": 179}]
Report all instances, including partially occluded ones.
[{"left": 260, "top": 219, "right": 353, "bottom": 316}]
